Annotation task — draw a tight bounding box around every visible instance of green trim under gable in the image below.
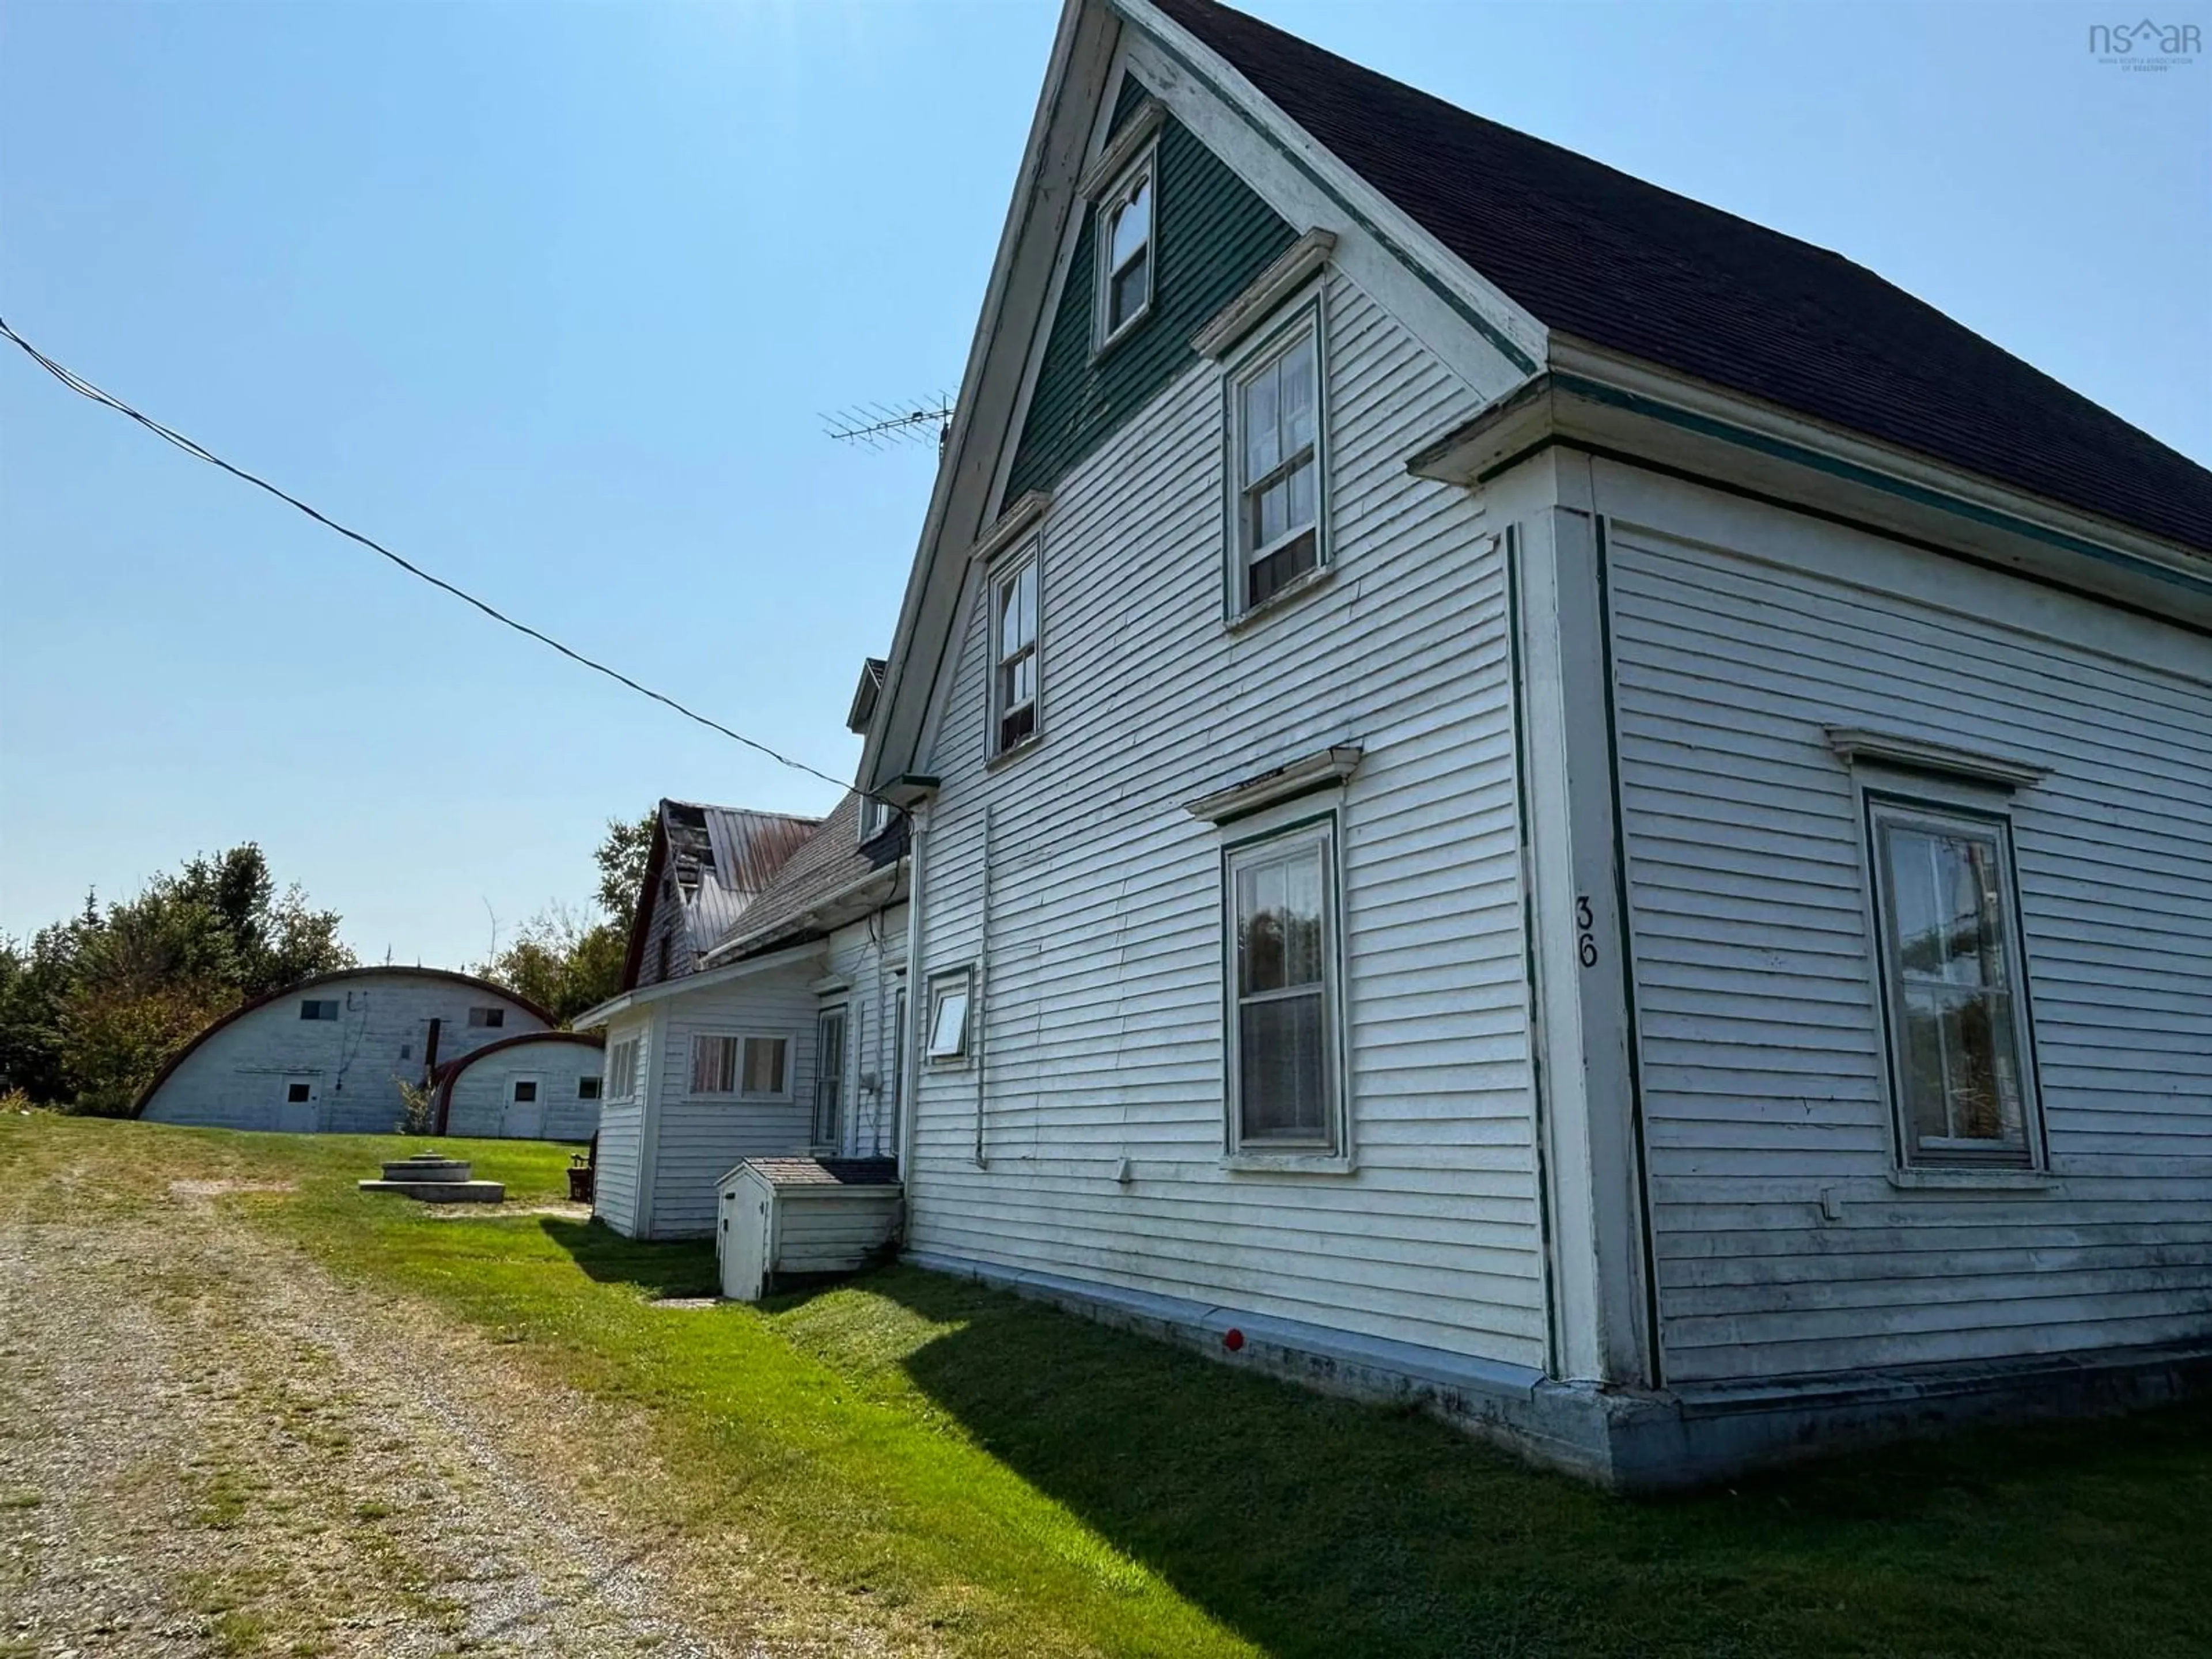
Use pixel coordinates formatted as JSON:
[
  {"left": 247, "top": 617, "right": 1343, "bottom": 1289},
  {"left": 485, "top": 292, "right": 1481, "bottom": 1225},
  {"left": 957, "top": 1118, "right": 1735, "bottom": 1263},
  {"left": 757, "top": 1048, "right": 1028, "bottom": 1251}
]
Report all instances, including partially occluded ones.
[
  {"left": 1130, "top": 20, "right": 1540, "bottom": 379},
  {"left": 1005, "top": 99, "right": 1298, "bottom": 501}
]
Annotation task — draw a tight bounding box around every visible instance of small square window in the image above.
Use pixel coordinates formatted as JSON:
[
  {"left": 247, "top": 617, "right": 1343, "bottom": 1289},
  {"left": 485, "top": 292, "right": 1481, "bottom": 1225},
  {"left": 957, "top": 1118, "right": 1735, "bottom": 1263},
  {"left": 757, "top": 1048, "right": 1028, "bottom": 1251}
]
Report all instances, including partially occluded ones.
[
  {"left": 1229, "top": 313, "right": 1325, "bottom": 613},
  {"left": 299, "top": 999, "right": 339, "bottom": 1021},
  {"left": 577, "top": 1076, "right": 602, "bottom": 1101},
  {"left": 468, "top": 1006, "right": 506, "bottom": 1029},
  {"left": 1095, "top": 152, "right": 1155, "bottom": 346},
  {"left": 1865, "top": 797, "right": 2043, "bottom": 1168},
  {"left": 990, "top": 547, "right": 1040, "bottom": 756},
  {"left": 926, "top": 969, "right": 973, "bottom": 1063},
  {"left": 285, "top": 1081, "right": 312, "bottom": 1104},
  {"left": 512, "top": 1079, "right": 539, "bottom": 1104}
]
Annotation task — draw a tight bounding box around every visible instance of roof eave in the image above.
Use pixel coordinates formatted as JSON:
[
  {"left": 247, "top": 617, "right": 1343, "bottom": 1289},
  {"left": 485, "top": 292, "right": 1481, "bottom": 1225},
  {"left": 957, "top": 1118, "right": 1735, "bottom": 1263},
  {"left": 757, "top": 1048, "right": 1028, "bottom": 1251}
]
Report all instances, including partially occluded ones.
[{"left": 1410, "top": 338, "right": 2212, "bottom": 626}]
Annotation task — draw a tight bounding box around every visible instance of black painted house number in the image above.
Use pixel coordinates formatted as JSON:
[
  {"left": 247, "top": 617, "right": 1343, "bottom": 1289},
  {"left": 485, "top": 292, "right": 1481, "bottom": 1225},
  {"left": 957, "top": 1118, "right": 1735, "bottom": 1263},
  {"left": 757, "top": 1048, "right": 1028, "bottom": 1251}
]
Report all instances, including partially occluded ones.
[{"left": 1575, "top": 895, "right": 1599, "bottom": 968}]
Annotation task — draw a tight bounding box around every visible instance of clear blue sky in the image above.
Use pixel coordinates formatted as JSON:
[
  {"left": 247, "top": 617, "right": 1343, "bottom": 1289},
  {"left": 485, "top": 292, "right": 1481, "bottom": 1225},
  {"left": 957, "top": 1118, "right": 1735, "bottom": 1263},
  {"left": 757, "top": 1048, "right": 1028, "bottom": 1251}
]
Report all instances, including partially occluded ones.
[{"left": 4, "top": 0, "right": 2206, "bottom": 969}]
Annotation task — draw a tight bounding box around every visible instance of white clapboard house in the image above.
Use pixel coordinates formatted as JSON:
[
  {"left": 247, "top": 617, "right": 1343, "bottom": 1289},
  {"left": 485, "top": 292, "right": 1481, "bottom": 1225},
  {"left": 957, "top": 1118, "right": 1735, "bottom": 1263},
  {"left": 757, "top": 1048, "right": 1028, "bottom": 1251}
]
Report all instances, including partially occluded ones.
[
  {"left": 578, "top": 674, "right": 911, "bottom": 1239},
  {"left": 847, "top": 0, "right": 2212, "bottom": 1487},
  {"left": 136, "top": 967, "right": 558, "bottom": 1134}
]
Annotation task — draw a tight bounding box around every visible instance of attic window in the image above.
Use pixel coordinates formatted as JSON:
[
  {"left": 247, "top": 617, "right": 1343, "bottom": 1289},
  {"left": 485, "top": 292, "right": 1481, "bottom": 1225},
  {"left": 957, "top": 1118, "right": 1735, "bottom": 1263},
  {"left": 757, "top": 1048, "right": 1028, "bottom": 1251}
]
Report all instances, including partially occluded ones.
[
  {"left": 299, "top": 999, "right": 339, "bottom": 1021},
  {"left": 468, "top": 1006, "right": 506, "bottom": 1029},
  {"left": 1096, "top": 149, "right": 1156, "bottom": 348}
]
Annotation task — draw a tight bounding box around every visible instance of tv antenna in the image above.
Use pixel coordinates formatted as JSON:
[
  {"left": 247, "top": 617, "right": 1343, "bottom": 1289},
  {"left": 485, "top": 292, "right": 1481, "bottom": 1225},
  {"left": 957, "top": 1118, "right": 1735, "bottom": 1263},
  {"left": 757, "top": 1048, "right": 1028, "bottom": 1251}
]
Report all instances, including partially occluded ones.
[{"left": 823, "top": 395, "right": 956, "bottom": 454}]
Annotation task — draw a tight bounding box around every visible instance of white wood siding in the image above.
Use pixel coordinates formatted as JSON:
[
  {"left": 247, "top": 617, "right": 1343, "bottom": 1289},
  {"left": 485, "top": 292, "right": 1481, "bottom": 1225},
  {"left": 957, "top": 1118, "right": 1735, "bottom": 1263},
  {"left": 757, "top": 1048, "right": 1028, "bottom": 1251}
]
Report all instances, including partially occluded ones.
[
  {"left": 647, "top": 971, "right": 820, "bottom": 1237},
  {"left": 589, "top": 1012, "right": 653, "bottom": 1235},
  {"left": 444, "top": 1039, "right": 603, "bottom": 1142},
  {"left": 141, "top": 972, "right": 547, "bottom": 1134},
  {"left": 909, "top": 271, "right": 1544, "bottom": 1370},
  {"left": 821, "top": 906, "right": 909, "bottom": 1159},
  {"left": 775, "top": 1190, "right": 904, "bottom": 1275},
  {"left": 1599, "top": 464, "right": 2212, "bottom": 1384}
]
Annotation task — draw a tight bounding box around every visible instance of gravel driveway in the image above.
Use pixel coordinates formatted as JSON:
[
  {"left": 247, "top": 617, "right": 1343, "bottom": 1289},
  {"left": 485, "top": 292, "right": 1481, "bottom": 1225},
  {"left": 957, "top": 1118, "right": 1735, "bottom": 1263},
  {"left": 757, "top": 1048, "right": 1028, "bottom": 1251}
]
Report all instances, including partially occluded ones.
[{"left": 0, "top": 1158, "right": 781, "bottom": 1657}]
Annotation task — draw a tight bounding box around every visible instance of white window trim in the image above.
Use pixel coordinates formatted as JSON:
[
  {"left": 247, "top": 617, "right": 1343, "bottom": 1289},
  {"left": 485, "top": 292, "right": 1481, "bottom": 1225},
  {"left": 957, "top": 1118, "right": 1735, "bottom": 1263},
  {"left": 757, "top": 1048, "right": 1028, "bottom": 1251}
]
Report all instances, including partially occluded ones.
[
  {"left": 925, "top": 967, "right": 975, "bottom": 1067},
  {"left": 813, "top": 1003, "right": 850, "bottom": 1151},
  {"left": 1092, "top": 142, "right": 1158, "bottom": 354},
  {"left": 1222, "top": 297, "right": 1330, "bottom": 623},
  {"left": 986, "top": 538, "right": 1043, "bottom": 763},
  {"left": 509, "top": 1075, "right": 543, "bottom": 1105},
  {"left": 1855, "top": 786, "right": 2047, "bottom": 1173},
  {"left": 1221, "top": 808, "right": 1351, "bottom": 1169},
  {"left": 576, "top": 1074, "right": 603, "bottom": 1101},
  {"left": 685, "top": 1031, "right": 796, "bottom": 1103},
  {"left": 858, "top": 794, "right": 891, "bottom": 844}
]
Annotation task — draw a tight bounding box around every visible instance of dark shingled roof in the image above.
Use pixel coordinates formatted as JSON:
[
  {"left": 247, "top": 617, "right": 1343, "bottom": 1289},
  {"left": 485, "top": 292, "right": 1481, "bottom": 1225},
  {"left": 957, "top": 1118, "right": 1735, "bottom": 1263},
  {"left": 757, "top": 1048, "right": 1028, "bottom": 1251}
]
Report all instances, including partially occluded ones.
[
  {"left": 1153, "top": 0, "right": 2212, "bottom": 554},
  {"left": 708, "top": 791, "right": 907, "bottom": 962},
  {"left": 742, "top": 1156, "right": 900, "bottom": 1188}
]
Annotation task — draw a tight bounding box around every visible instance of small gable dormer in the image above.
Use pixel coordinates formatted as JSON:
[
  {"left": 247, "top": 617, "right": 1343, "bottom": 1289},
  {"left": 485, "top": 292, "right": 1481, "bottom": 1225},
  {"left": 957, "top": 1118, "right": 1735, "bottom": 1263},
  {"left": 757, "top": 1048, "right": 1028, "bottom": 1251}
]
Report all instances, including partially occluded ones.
[{"left": 1002, "top": 71, "right": 1299, "bottom": 502}]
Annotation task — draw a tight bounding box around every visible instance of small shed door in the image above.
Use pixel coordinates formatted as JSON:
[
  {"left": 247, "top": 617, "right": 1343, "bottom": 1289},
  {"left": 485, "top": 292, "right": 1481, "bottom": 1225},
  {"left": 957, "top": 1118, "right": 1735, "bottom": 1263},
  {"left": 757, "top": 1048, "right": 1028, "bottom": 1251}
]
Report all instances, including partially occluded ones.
[
  {"left": 719, "top": 1181, "right": 770, "bottom": 1301},
  {"left": 813, "top": 1007, "right": 847, "bottom": 1152}
]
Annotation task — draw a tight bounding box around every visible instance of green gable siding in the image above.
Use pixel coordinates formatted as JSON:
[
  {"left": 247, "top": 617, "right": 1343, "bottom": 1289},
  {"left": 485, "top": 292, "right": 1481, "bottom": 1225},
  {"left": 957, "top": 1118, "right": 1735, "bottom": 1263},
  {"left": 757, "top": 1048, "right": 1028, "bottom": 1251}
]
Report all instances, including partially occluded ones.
[
  {"left": 1107, "top": 70, "right": 1152, "bottom": 135},
  {"left": 1004, "top": 104, "right": 1298, "bottom": 502}
]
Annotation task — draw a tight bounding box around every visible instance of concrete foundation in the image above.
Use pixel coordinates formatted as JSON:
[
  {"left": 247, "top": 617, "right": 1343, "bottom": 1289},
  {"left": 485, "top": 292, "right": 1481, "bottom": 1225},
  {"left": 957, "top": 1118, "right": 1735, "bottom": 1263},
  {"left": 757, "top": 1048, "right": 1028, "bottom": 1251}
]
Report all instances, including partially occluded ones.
[
  {"left": 904, "top": 1249, "right": 2212, "bottom": 1492},
  {"left": 358, "top": 1152, "right": 505, "bottom": 1205}
]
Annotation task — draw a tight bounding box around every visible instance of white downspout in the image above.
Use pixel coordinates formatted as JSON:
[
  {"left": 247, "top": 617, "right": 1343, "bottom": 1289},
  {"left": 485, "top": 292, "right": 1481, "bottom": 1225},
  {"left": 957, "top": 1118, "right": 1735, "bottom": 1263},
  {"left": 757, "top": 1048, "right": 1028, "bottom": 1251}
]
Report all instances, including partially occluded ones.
[{"left": 972, "top": 802, "right": 992, "bottom": 1168}]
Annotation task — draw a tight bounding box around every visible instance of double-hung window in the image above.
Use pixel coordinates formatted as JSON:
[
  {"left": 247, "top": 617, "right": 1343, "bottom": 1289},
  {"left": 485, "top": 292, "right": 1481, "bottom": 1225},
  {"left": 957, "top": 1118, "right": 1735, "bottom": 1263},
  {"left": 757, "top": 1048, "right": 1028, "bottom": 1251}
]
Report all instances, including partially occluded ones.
[
  {"left": 690, "top": 1033, "right": 790, "bottom": 1100},
  {"left": 1096, "top": 153, "right": 1154, "bottom": 346},
  {"left": 1230, "top": 316, "right": 1323, "bottom": 611},
  {"left": 991, "top": 546, "right": 1040, "bottom": 755},
  {"left": 1865, "top": 797, "right": 2041, "bottom": 1167},
  {"left": 1226, "top": 820, "right": 1342, "bottom": 1152}
]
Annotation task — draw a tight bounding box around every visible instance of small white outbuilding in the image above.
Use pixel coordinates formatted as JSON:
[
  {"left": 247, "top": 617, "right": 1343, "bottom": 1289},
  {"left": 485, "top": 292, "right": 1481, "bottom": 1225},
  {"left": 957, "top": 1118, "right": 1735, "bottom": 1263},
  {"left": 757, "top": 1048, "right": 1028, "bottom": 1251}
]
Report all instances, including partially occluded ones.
[
  {"left": 715, "top": 1157, "right": 902, "bottom": 1302},
  {"left": 435, "top": 1031, "right": 605, "bottom": 1142}
]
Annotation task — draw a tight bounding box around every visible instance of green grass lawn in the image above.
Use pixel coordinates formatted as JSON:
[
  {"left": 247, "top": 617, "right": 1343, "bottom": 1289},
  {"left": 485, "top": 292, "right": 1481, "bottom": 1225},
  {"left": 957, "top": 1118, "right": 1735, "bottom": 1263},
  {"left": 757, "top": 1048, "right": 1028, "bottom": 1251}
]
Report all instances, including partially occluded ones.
[{"left": 9, "top": 1113, "right": 2210, "bottom": 1658}]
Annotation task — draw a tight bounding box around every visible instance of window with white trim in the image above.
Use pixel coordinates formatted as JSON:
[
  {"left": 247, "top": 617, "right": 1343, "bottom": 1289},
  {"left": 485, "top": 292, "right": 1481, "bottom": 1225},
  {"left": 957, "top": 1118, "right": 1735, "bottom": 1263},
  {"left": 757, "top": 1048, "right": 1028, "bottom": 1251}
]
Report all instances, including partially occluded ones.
[
  {"left": 577, "top": 1075, "right": 602, "bottom": 1101},
  {"left": 926, "top": 968, "right": 973, "bottom": 1063},
  {"left": 1230, "top": 315, "right": 1323, "bottom": 611},
  {"left": 1095, "top": 150, "right": 1154, "bottom": 345},
  {"left": 1865, "top": 796, "right": 2042, "bottom": 1168},
  {"left": 511, "top": 1078, "right": 539, "bottom": 1104},
  {"left": 990, "top": 546, "right": 1040, "bottom": 755},
  {"left": 688, "top": 1033, "right": 790, "bottom": 1099},
  {"left": 1226, "top": 820, "right": 1341, "bottom": 1150},
  {"left": 604, "top": 1037, "right": 639, "bottom": 1101},
  {"left": 858, "top": 794, "right": 891, "bottom": 843}
]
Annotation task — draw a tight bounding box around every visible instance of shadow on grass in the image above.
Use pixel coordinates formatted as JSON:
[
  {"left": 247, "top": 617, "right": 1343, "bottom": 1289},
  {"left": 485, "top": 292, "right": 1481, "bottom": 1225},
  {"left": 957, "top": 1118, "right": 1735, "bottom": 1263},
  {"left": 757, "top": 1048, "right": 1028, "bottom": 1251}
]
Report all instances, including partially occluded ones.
[
  {"left": 538, "top": 1216, "right": 719, "bottom": 1301},
  {"left": 865, "top": 1267, "right": 2212, "bottom": 1659}
]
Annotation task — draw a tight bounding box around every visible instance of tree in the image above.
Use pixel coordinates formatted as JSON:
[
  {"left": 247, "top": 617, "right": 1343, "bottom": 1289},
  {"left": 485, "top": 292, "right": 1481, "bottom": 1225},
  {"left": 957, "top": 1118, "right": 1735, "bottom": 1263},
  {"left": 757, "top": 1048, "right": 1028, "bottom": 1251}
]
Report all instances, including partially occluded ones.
[
  {"left": 475, "top": 812, "right": 651, "bottom": 1027},
  {"left": 0, "top": 844, "right": 355, "bottom": 1113},
  {"left": 596, "top": 810, "right": 656, "bottom": 923},
  {"left": 474, "top": 904, "right": 627, "bottom": 1027}
]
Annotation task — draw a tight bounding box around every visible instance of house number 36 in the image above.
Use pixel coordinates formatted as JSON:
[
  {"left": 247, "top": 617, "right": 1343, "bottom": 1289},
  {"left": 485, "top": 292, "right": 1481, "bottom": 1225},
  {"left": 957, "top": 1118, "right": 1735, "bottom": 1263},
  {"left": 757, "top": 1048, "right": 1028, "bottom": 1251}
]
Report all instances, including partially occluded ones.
[{"left": 1575, "top": 896, "right": 1599, "bottom": 968}]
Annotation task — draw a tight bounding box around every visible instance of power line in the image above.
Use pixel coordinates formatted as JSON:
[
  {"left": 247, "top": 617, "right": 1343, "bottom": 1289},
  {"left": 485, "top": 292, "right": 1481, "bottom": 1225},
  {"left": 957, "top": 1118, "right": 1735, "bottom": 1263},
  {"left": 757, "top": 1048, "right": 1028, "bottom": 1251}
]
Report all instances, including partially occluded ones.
[{"left": 0, "top": 316, "right": 858, "bottom": 798}]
